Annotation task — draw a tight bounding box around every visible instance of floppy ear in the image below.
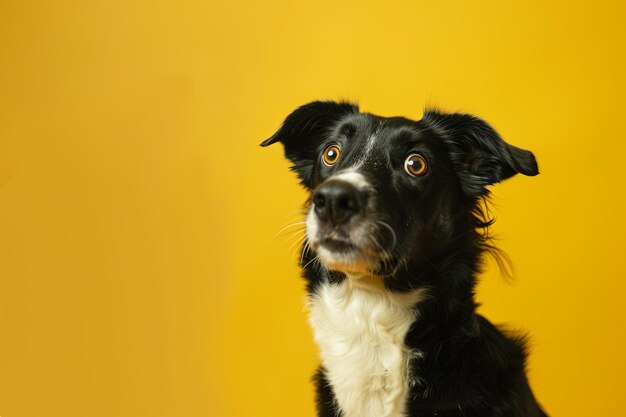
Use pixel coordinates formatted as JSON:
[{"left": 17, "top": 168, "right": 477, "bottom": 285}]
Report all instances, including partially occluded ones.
[
  {"left": 422, "top": 110, "right": 539, "bottom": 196},
  {"left": 261, "top": 100, "right": 359, "bottom": 188}
]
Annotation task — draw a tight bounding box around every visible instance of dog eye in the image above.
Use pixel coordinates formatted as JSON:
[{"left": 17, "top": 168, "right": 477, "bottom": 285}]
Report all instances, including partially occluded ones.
[
  {"left": 322, "top": 145, "right": 341, "bottom": 166},
  {"left": 404, "top": 154, "right": 428, "bottom": 176}
]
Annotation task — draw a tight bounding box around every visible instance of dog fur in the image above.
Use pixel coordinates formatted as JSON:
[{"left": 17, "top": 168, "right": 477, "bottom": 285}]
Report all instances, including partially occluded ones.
[{"left": 262, "top": 101, "right": 548, "bottom": 417}]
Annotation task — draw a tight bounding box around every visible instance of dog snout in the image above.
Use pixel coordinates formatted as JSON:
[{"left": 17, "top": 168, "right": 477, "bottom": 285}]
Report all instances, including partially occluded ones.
[{"left": 312, "top": 180, "right": 364, "bottom": 225}]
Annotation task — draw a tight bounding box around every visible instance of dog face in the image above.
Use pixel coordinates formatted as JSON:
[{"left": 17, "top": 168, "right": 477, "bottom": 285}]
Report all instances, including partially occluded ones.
[{"left": 262, "top": 101, "right": 538, "bottom": 279}]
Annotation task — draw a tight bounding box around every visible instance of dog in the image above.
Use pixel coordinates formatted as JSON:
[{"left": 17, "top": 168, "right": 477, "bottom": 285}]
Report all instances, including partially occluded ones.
[{"left": 261, "top": 101, "right": 548, "bottom": 417}]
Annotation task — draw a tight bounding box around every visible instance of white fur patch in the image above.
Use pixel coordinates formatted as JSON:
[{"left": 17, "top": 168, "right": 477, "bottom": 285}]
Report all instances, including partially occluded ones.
[
  {"left": 308, "top": 277, "right": 425, "bottom": 417},
  {"left": 353, "top": 132, "right": 379, "bottom": 168},
  {"left": 329, "top": 170, "right": 370, "bottom": 190}
]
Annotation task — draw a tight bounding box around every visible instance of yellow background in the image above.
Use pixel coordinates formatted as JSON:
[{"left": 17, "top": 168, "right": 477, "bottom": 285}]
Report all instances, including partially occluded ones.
[{"left": 1, "top": 1, "right": 624, "bottom": 416}]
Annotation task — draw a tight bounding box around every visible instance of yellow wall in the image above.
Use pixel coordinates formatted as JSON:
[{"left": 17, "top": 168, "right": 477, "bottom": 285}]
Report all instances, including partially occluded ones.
[{"left": 1, "top": 1, "right": 624, "bottom": 416}]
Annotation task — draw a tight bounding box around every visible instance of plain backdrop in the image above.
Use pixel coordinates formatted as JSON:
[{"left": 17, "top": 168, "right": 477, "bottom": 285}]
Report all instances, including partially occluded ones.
[{"left": 1, "top": 1, "right": 625, "bottom": 416}]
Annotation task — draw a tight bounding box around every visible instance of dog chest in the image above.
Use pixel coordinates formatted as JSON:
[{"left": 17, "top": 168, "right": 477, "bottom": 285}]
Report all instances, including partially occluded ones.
[{"left": 308, "top": 280, "right": 424, "bottom": 417}]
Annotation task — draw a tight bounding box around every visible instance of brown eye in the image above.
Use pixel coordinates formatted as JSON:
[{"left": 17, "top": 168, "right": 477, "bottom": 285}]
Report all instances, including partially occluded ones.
[
  {"left": 322, "top": 145, "right": 341, "bottom": 166},
  {"left": 404, "top": 154, "right": 428, "bottom": 176}
]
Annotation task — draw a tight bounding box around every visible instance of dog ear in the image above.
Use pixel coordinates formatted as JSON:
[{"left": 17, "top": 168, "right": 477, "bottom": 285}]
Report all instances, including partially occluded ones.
[
  {"left": 422, "top": 110, "right": 539, "bottom": 196},
  {"left": 261, "top": 100, "right": 359, "bottom": 188}
]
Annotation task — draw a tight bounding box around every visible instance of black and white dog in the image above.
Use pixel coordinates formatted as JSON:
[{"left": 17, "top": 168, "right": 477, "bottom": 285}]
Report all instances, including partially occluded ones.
[{"left": 261, "top": 101, "right": 548, "bottom": 417}]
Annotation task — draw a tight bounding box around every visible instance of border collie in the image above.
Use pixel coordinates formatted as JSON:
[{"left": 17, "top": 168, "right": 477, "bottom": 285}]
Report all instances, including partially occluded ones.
[{"left": 261, "top": 101, "right": 548, "bottom": 417}]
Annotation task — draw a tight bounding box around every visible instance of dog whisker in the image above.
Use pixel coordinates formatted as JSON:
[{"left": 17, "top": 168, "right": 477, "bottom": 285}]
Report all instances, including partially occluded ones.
[
  {"left": 288, "top": 234, "right": 307, "bottom": 257},
  {"left": 271, "top": 221, "right": 307, "bottom": 240},
  {"left": 368, "top": 234, "right": 392, "bottom": 274},
  {"left": 281, "top": 228, "right": 306, "bottom": 244},
  {"left": 300, "top": 240, "right": 313, "bottom": 268},
  {"left": 302, "top": 254, "right": 320, "bottom": 270},
  {"left": 375, "top": 220, "right": 397, "bottom": 250}
]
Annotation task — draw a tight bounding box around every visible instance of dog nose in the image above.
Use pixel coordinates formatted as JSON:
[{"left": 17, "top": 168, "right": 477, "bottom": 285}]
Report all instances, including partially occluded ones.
[{"left": 312, "top": 181, "right": 364, "bottom": 225}]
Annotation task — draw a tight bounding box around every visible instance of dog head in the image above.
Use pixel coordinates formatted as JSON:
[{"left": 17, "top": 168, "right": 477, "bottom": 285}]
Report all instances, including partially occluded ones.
[{"left": 262, "top": 101, "right": 538, "bottom": 281}]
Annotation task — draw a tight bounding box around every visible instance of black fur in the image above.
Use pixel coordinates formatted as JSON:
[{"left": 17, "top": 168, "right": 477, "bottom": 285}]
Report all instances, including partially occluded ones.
[{"left": 262, "top": 100, "right": 547, "bottom": 417}]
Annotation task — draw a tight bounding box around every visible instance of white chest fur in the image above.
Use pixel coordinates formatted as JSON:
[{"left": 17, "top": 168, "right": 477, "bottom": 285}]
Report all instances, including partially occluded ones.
[{"left": 308, "top": 278, "right": 425, "bottom": 417}]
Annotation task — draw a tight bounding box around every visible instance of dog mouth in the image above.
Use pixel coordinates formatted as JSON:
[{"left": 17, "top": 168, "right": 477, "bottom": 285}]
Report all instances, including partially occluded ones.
[
  {"left": 313, "top": 241, "right": 377, "bottom": 275},
  {"left": 318, "top": 237, "right": 358, "bottom": 252},
  {"left": 307, "top": 225, "right": 393, "bottom": 275}
]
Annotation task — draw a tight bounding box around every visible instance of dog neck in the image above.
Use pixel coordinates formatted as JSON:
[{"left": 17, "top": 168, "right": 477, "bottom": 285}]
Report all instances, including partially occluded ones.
[{"left": 304, "top": 225, "right": 483, "bottom": 335}]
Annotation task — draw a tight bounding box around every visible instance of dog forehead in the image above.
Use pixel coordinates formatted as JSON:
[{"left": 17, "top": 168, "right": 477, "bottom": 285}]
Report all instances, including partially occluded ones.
[{"left": 337, "top": 115, "right": 421, "bottom": 166}]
